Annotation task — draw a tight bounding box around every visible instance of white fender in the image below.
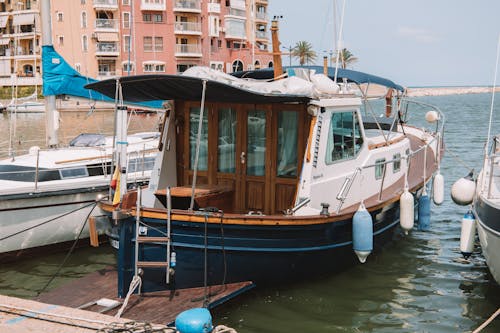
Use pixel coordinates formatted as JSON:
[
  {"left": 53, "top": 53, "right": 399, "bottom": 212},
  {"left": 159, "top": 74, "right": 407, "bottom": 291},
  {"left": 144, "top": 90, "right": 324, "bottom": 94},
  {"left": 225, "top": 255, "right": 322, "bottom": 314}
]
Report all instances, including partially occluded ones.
[
  {"left": 433, "top": 172, "right": 444, "bottom": 205},
  {"left": 400, "top": 188, "right": 414, "bottom": 234}
]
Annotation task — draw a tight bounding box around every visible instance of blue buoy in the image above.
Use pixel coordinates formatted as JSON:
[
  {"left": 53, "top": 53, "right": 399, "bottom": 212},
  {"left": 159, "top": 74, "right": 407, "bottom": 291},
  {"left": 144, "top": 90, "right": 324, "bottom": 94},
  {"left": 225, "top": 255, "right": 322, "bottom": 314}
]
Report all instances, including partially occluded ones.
[
  {"left": 175, "top": 308, "right": 213, "bottom": 333},
  {"left": 352, "top": 204, "right": 373, "bottom": 263},
  {"left": 418, "top": 194, "right": 431, "bottom": 231}
]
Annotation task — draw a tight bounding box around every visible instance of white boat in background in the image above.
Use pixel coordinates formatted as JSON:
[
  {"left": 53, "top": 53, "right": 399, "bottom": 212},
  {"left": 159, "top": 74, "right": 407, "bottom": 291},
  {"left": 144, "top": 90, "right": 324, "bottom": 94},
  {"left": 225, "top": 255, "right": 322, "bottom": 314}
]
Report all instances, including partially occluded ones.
[
  {"left": 0, "top": 131, "right": 160, "bottom": 262},
  {"left": 5, "top": 100, "right": 45, "bottom": 113},
  {"left": 474, "top": 138, "right": 500, "bottom": 284}
]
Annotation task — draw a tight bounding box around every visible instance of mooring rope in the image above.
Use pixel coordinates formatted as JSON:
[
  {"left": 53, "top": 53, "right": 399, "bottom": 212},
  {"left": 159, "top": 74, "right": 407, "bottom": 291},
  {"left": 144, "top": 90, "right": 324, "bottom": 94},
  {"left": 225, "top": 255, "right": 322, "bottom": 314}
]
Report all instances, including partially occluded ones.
[
  {"left": 36, "top": 202, "right": 98, "bottom": 296},
  {"left": 0, "top": 201, "right": 98, "bottom": 242},
  {"left": 114, "top": 275, "right": 142, "bottom": 319}
]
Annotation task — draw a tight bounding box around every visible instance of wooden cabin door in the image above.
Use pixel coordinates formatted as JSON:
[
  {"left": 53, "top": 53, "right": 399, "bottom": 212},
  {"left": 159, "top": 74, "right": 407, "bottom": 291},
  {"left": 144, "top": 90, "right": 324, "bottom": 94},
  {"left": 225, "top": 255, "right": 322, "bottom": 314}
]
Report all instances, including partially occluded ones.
[{"left": 237, "top": 105, "right": 272, "bottom": 214}]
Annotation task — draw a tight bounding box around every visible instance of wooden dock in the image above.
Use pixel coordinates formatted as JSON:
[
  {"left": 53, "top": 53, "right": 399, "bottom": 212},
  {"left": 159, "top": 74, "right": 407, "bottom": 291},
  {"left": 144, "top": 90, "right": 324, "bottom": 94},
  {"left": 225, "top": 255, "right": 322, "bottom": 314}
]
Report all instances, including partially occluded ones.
[
  {"left": 0, "top": 294, "right": 136, "bottom": 333},
  {"left": 36, "top": 268, "right": 254, "bottom": 325}
]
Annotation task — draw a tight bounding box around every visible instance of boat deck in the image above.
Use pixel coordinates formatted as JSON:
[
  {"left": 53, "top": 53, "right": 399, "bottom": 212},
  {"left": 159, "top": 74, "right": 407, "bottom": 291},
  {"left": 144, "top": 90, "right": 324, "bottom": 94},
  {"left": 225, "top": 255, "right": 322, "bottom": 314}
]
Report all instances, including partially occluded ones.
[{"left": 36, "top": 268, "right": 254, "bottom": 325}]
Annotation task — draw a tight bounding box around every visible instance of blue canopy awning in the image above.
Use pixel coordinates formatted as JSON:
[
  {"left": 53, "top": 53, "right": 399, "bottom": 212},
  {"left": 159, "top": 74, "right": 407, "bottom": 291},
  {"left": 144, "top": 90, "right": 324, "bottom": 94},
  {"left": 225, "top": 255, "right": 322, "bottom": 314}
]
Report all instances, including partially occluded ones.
[{"left": 233, "top": 66, "right": 405, "bottom": 92}]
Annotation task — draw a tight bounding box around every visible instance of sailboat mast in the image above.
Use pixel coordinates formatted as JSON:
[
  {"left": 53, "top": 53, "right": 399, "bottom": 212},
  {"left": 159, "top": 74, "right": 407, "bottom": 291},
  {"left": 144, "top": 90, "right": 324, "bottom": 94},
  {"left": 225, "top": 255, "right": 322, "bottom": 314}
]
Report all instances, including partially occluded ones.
[{"left": 41, "top": 0, "right": 58, "bottom": 147}]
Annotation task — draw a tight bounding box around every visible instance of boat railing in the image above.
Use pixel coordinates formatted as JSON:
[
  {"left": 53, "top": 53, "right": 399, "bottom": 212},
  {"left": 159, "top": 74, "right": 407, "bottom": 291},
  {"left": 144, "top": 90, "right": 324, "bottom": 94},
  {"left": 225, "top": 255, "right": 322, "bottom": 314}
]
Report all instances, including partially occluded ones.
[{"left": 335, "top": 98, "right": 445, "bottom": 212}]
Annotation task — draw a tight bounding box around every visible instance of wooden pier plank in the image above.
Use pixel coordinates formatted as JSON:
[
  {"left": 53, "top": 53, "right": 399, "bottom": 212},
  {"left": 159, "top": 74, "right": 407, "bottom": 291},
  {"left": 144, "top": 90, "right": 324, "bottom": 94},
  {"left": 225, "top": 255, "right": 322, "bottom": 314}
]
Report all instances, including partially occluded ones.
[{"left": 36, "top": 268, "right": 253, "bottom": 325}]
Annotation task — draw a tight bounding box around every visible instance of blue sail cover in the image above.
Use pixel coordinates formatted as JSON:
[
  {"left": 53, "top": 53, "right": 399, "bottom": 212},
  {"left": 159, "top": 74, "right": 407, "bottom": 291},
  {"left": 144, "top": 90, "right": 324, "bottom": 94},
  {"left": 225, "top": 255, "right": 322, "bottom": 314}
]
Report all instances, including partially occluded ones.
[{"left": 42, "top": 45, "right": 163, "bottom": 108}]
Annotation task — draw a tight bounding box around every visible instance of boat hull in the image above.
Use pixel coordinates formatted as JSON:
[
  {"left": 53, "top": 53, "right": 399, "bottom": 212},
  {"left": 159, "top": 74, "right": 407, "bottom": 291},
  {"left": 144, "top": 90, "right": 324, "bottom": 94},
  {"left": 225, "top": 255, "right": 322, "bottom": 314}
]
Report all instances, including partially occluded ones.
[
  {"left": 112, "top": 200, "right": 408, "bottom": 295},
  {"left": 0, "top": 187, "right": 110, "bottom": 262},
  {"left": 474, "top": 195, "right": 500, "bottom": 284}
]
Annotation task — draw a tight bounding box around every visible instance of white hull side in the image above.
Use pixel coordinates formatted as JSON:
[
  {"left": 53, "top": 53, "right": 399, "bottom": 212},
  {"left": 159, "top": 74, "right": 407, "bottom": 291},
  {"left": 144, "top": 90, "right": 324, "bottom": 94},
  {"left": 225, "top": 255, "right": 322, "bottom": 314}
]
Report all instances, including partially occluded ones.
[
  {"left": 0, "top": 190, "right": 108, "bottom": 254},
  {"left": 476, "top": 216, "right": 500, "bottom": 284}
]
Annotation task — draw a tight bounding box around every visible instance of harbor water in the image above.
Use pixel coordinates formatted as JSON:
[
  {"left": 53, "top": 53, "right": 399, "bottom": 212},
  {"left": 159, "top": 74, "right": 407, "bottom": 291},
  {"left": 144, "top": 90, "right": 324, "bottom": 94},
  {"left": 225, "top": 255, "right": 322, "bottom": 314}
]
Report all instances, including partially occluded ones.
[{"left": 1, "top": 94, "right": 499, "bottom": 332}]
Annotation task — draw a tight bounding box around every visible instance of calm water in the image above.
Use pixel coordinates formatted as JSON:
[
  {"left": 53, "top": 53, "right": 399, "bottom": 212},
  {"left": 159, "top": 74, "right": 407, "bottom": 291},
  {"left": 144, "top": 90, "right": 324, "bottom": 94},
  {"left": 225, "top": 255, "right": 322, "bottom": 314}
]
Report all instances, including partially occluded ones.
[{"left": 1, "top": 96, "right": 499, "bottom": 332}]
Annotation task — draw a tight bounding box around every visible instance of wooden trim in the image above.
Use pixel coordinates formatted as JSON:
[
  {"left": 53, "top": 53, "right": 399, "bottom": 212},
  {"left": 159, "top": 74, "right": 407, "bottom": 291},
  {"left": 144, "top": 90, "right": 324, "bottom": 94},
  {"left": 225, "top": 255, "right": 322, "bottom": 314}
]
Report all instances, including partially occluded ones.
[{"left": 368, "top": 134, "right": 406, "bottom": 150}]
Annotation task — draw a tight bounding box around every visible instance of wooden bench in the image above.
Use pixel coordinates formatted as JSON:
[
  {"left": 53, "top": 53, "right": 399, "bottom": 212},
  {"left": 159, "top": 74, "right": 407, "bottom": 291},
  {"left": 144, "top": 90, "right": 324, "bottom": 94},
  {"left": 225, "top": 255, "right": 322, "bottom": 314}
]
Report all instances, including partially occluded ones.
[{"left": 155, "top": 184, "right": 234, "bottom": 212}]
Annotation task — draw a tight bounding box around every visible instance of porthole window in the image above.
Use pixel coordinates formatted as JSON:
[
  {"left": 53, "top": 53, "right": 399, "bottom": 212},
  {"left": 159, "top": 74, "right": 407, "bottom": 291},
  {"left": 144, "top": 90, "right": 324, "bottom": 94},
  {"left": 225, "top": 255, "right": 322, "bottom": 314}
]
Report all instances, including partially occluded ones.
[{"left": 375, "top": 158, "right": 386, "bottom": 180}]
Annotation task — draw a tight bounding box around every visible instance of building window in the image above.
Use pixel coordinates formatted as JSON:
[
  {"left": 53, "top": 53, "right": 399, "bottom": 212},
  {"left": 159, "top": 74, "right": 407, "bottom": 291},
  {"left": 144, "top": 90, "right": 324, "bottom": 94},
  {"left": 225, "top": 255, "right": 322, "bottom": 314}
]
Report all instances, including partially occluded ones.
[
  {"left": 154, "top": 37, "right": 163, "bottom": 51},
  {"left": 123, "top": 62, "right": 134, "bottom": 73},
  {"left": 81, "top": 0, "right": 86, "bottom": 5},
  {"left": 57, "top": 12, "right": 63, "bottom": 22},
  {"left": 75, "top": 63, "right": 81, "bottom": 73},
  {"left": 154, "top": 14, "right": 163, "bottom": 22},
  {"left": 123, "top": 35, "right": 131, "bottom": 52},
  {"left": 58, "top": 35, "right": 64, "bottom": 46},
  {"left": 143, "top": 13, "right": 152, "bottom": 22},
  {"left": 143, "top": 36, "right": 152, "bottom": 51},
  {"left": 231, "top": 60, "right": 243, "bottom": 72},
  {"left": 177, "top": 63, "right": 195, "bottom": 73},
  {"left": 81, "top": 12, "right": 87, "bottom": 28},
  {"left": 122, "top": 0, "right": 130, "bottom": 5},
  {"left": 82, "top": 35, "right": 88, "bottom": 52},
  {"left": 144, "top": 63, "right": 165, "bottom": 72},
  {"left": 123, "top": 12, "right": 130, "bottom": 29}
]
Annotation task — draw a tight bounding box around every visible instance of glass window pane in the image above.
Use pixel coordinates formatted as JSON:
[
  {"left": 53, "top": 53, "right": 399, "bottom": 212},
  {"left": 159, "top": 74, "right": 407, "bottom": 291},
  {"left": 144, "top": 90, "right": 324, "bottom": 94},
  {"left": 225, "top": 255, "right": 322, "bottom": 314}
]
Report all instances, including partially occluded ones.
[
  {"left": 247, "top": 110, "right": 266, "bottom": 176},
  {"left": 375, "top": 158, "right": 386, "bottom": 179},
  {"left": 277, "top": 111, "right": 298, "bottom": 177},
  {"left": 190, "top": 107, "right": 208, "bottom": 171},
  {"left": 326, "top": 111, "right": 363, "bottom": 164},
  {"left": 218, "top": 108, "right": 236, "bottom": 173}
]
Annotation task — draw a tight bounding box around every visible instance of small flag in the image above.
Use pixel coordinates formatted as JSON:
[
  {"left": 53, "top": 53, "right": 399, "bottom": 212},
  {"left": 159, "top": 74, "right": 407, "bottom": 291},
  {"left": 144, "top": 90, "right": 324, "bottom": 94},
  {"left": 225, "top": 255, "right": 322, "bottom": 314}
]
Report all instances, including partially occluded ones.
[{"left": 111, "top": 167, "right": 121, "bottom": 206}]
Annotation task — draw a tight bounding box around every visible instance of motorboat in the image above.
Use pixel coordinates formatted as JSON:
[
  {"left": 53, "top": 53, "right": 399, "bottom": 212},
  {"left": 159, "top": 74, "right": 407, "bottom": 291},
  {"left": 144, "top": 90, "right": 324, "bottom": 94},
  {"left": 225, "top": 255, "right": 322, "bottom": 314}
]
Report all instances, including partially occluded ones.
[
  {"left": 86, "top": 58, "right": 445, "bottom": 295},
  {"left": 0, "top": 132, "right": 160, "bottom": 262}
]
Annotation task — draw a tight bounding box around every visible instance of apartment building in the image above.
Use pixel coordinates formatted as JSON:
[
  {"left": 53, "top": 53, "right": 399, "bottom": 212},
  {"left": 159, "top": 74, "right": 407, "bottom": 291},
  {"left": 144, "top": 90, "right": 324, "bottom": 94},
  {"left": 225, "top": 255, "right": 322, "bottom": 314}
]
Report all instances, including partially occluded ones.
[
  {"left": 0, "top": 0, "right": 42, "bottom": 87},
  {"left": 51, "top": 0, "right": 273, "bottom": 80}
]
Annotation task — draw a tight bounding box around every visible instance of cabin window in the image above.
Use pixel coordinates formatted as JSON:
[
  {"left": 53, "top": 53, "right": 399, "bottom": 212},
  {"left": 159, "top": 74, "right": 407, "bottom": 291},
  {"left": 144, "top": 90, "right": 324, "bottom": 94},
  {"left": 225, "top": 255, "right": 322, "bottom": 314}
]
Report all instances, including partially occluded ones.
[
  {"left": 128, "top": 156, "right": 156, "bottom": 173},
  {"left": 393, "top": 153, "right": 401, "bottom": 173},
  {"left": 325, "top": 111, "right": 363, "bottom": 164},
  {"left": 375, "top": 158, "right": 386, "bottom": 180},
  {"left": 189, "top": 107, "right": 208, "bottom": 171},
  {"left": 60, "top": 167, "right": 88, "bottom": 179},
  {"left": 247, "top": 110, "right": 266, "bottom": 176},
  {"left": 277, "top": 111, "right": 298, "bottom": 177},
  {"left": 218, "top": 108, "right": 236, "bottom": 173}
]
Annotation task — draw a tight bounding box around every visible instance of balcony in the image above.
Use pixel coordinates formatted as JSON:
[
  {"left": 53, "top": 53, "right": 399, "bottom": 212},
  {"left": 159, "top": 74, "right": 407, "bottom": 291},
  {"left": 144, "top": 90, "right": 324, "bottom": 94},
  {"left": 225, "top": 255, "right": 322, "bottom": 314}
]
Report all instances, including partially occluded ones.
[
  {"left": 230, "top": 0, "right": 246, "bottom": 10},
  {"left": 0, "top": 75, "right": 42, "bottom": 87},
  {"left": 255, "top": 30, "right": 268, "bottom": 40},
  {"left": 256, "top": 0, "right": 268, "bottom": 4},
  {"left": 97, "top": 71, "right": 117, "bottom": 80},
  {"left": 224, "top": 19, "right": 246, "bottom": 40},
  {"left": 93, "top": 0, "right": 118, "bottom": 10},
  {"left": 227, "top": 8, "right": 246, "bottom": 18},
  {"left": 255, "top": 12, "right": 267, "bottom": 21},
  {"left": 96, "top": 42, "right": 119, "bottom": 56},
  {"left": 173, "top": 0, "right": 201, "bottom": 13},
  {"left": 175, "top": 43, "right": 202, "bottom": 57},
  {"left": 174, "top": 21, "right": 201, "bottom": 35},
  {"left": 95, "top": 19, "right": 119, "bottom": 31},
  {"left": 207, "top": 2, "right": 220, "bottom": 13},
  {"left": 140, "top": 0, "right": 166, "bottom": 11}
]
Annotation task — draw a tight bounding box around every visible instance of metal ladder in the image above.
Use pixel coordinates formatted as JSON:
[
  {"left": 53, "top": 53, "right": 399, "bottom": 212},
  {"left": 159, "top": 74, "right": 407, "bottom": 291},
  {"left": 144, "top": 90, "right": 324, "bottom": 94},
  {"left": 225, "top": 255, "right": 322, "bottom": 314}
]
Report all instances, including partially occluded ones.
[{"left": 133, "top": 186, "right": 173, "bottom": 290}]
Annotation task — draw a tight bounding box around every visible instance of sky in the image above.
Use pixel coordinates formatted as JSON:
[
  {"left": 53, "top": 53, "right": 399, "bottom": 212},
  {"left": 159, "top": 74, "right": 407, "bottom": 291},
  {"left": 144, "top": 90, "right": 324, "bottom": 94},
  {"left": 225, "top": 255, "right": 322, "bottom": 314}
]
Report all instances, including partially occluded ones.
[{"left": 267, "top": 0, "right": 500, "bottom": 87}]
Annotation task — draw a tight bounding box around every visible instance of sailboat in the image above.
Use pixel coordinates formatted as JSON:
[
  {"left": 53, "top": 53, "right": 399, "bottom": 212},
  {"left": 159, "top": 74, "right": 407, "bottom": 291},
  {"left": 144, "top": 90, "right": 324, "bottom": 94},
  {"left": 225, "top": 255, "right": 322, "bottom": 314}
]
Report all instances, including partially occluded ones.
[
  {"left": 86, "top": 19, "right": 445, "bottom": 295},
  {"left": 0, "top": 0, "right": 162, "bottom": 263}
]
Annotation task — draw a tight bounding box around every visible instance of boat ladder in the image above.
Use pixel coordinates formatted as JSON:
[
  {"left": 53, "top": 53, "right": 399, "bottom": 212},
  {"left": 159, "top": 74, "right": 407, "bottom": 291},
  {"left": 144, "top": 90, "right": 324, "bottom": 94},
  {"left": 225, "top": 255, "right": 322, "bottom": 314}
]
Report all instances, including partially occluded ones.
[{"left": 133, "top": 186, "right": 173, "bottom": 290}]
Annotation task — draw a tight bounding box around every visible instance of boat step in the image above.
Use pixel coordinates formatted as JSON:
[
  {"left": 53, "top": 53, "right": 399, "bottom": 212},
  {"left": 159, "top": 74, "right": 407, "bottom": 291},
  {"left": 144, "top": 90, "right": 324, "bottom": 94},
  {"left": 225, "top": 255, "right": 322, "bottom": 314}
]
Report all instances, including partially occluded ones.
[
  {"left": 136, "top": 236, "right": 170, "bottom": 243},
  {"left": 137, "top": 261, "right": 169, "bottom": 268}
]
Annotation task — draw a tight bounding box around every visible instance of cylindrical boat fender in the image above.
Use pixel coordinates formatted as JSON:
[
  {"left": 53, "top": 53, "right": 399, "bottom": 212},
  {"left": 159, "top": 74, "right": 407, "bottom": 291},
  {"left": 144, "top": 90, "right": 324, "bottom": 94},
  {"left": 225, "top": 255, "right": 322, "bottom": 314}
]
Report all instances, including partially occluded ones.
[
  {"left": 451, "top": 171, "right": 476, "bottom": 206},
  {"left": 175, "top": 308, "right": 213, "bottom": 333},
  {"left": 418, "top": 193, "right": 431, "bottom": 231},
  {"left": 352, "top": 203, "right": 373, "bottom": 263},
  {"left": 460, "top": 210, "right": 476, "bottom": 259},
  {"left": 400, "top": 188, "right": 414, "bottom": 234},
  {"left": 433, "top": 172, "right": 444, "bottom": 205}
]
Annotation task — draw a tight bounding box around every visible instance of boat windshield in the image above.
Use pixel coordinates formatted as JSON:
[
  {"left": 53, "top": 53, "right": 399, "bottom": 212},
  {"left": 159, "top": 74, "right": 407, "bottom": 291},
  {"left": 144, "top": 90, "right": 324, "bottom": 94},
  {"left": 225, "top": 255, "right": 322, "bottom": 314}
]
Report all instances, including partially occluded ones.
[{"left": 69, "top": 133, "right": 106, "bottom": 147}]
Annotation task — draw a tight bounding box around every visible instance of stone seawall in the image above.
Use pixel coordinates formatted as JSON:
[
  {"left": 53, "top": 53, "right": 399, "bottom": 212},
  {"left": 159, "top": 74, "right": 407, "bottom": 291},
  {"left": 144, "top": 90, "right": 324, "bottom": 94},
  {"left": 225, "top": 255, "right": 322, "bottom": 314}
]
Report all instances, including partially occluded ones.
[{"left": 406, "top": 87, "right": 500, "bottom": 97}]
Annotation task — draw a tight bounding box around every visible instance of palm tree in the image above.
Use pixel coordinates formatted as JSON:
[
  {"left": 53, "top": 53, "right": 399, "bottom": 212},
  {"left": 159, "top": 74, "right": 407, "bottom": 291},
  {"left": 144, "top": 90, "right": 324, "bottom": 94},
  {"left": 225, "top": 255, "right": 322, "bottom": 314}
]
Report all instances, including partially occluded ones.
[
  {"left": 331, "top": 48, "right": 358, "bottom": 69},
  {"left": 291, "top": 41, "right": 317, "bottom": 65}
]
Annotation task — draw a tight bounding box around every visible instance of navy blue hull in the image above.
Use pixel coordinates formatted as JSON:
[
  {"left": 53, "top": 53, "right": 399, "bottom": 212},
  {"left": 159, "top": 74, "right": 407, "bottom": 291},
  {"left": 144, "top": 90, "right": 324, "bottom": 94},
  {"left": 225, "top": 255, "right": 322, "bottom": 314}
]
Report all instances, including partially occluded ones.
[{"left": 113, "top": 200, "right": 409, "bottom": 296}]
